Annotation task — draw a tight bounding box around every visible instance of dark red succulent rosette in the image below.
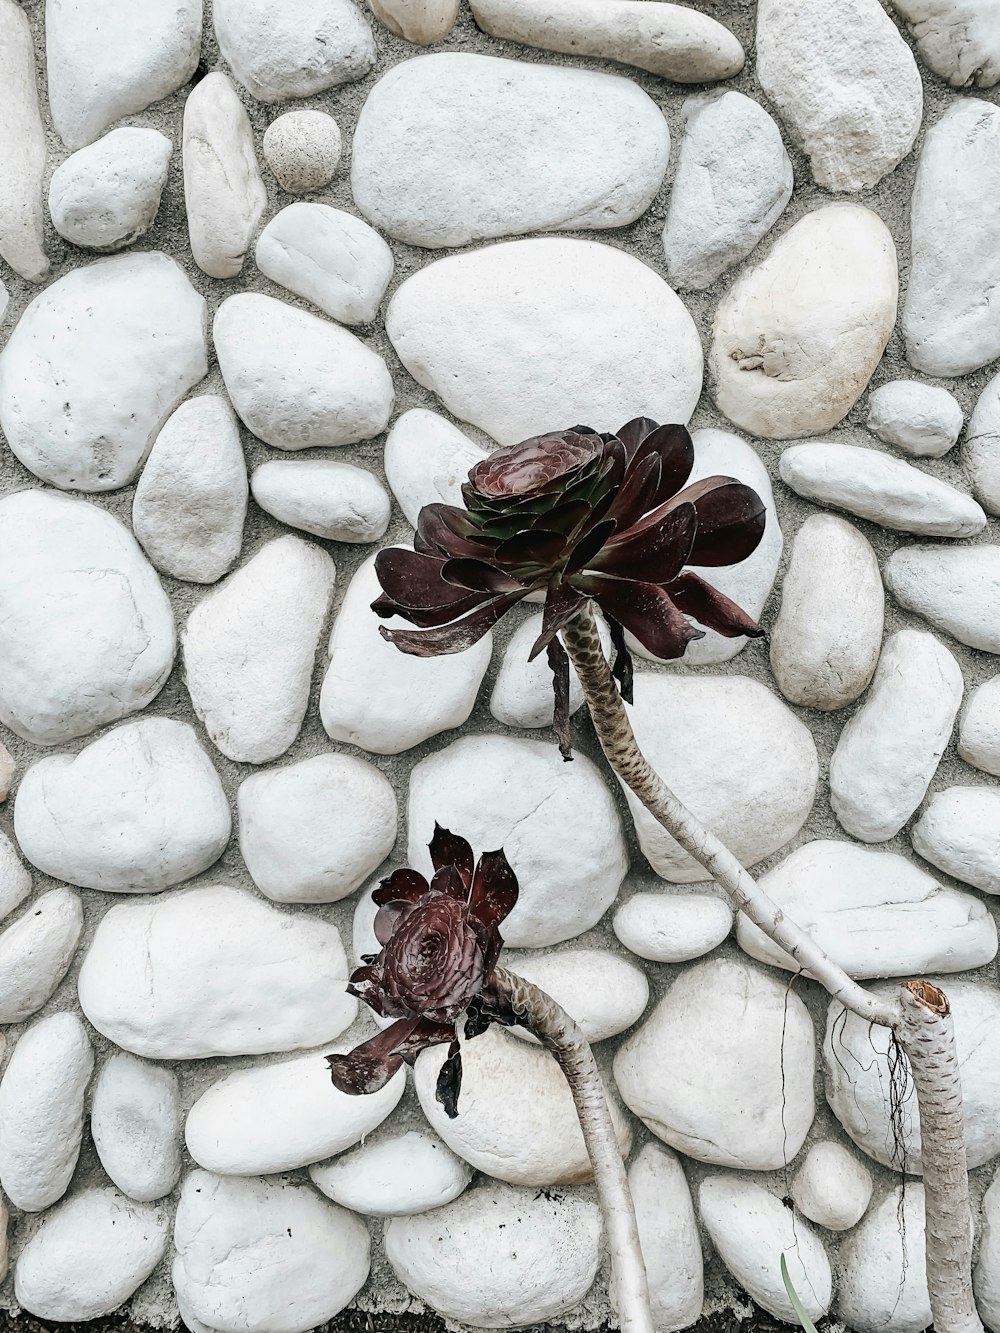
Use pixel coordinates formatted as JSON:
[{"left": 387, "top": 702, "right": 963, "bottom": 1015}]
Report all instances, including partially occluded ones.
[
  {"left": 326, "top": 825, "right": 518, "bottom": 1118},
  {"left": 372, "top": 418, "right": 767, "bottom": 757}
]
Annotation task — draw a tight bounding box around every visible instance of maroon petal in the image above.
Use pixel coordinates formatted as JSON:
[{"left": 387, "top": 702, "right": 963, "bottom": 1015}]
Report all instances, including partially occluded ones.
[
  {"left": 429, "top": 824, "right": 475, "bottom": 888},
  {"left": 528, "top": 580, "right": 590, "bottom": 660},
  {"left": 666, "top": 571, "right": 765, "bottom": 639},
  {"left": 615, "top": 416, "right": 660, "bottom": 461},
  {"left": 373, "top": 548, "right": 492, "bottom": 625},
  {"left": 547, "top": 637, "right": 573, "bottom": 761},
  {"left": 327, "top": 1016, "right": 455, "bottom": 1097},
  {"left": 345, "top": 964, "right": 385, "bottom": 1016},
  {"left": 435, "top": 1039, "right": 464, "bottom": 1119},
  {"left": 492, "top": 529, "right": 569, "bottom": 575},
  {"left": 373, "top": 868, "right": 429, "bottom": 908},
  {"left": 564, "top": 518, "right": 617, "bottom": 576},
  {"left": 673, "top": 477, "right": 767, "bottom": 567},
  {"left": 415, "top": 504, "right": 493, "bottom": 559},
  {"left": 576, "top": 573, "right": 704, "bottom": 660},
  {"left": 430, "top": 863, "right": 469, "bottom": 902},
  {"left": 469, "top": 848, "right": 519, "bottom": 963},
  {"left": 380, "top": 590, "right": 526, "bottom": 656},
  {"left": 633, "top": 423, "right": 695, "bottom": 499},
  {"left": 606, "top": 615, "right": 635, "bottom": 705},
  {"left": 604, "top": 453, "right": 661, "bottom": 531},
  {"left": 591, "top": 502, "right": 697, "bottom": 585},
  {"left": 439, "top": 559, "right": 525, "bottom": 595}
]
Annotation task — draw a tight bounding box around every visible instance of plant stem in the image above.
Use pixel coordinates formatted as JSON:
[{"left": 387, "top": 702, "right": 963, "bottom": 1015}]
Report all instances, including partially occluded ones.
[{"left": 489, "top": 965, "right": 654, "bottom": 1333}]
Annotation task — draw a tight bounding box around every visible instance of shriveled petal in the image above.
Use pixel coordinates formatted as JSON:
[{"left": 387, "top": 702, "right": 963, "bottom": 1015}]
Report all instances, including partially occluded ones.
[
  {"left": 327, "top": 1016, "right": 454, "bottom": 1096},
  {"left": 591, "top": 502, "right": 697, "bottom": 585},
  {"left": 674, "top": 477, "right": 767, "bottom": 567},
  {"left": 666, "top": 571, "right": 765, "bottom": 639},
  {"left": 606, "top": 615, "right": 635, "bottom": 705},
  {"left": 429, "top": 824, "right": 475, "bottom": 888},
  {"left": 529, "top": 580, "right": 590, "bottom": 660},
  {"left": 469, "top": 848, "right": 519, "bottom": 969},
  {"left": 435, "top": 1039, "right": 463, "bottom": 1119},
  {"left": 577, "top": 573, "right": 704, "bottom": 660},
  {"left": 345, "top": 963, "right": 385, "bottom": 1016},
  {"left": 380, "top": 590, "right": 526, "bottom": 656},
  {"left": 547, "top": 637, "right": 573, "bottom": 761}
]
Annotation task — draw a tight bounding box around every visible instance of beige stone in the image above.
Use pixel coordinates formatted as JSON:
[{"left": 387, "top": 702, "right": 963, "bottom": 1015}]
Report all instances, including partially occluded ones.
[
  {"left": 0, "top": 0, "right": 49, "bottom": 281},
  {"left": 0, "top": 743, "right": 13, "bottom": 802},
  {"left": 369, "top": 0, "right": 460, "bottom": 42}
]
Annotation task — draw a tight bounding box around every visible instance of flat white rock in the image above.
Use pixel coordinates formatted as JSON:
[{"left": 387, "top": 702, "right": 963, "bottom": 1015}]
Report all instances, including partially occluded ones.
[
  {"left": 791, "top": 1141, "right": 873, "bottom": 1232},
  {"left": 614, "top": 957, "right": 816, "bottom": 1170},
  {"left": 489, "top": 611, "right": 608, "bottom": 729},
  {"left": 385, "top": 1181, "right": 602, "bottom": 1328},
  {"left": 215, "top": 293, "right": 393, "bottom": 449},
  {"left": 966, "top": 369, "right": 1000, "bottom": 514},
  {"left": 14, "top": 718, "right": 231, "bottom": 891},
  {"left": 837, "top": 1185, "right": 931, "bottom": 1333},
  {"left": 251, "top": 460, "right": 390, "bottom": 544},
  {"left": 0, "top": 1013, "right": 93, "bottom": 1211},
  {"left": 769, "top": 513, "right": 884, "bottom": 710},
  {"left": 352, "top": 53, "right": 668, "bottom": 248},
  {"left": 133, "top": 395, "right": 247, "bottom": 584},
  {"left": 311, "top": 1130, "right": 472, "bottom": 1216},
  {"left": 0, "top": 491, "right": 175, "bottom": 746},
  {"left": 737, "top": 839, "right": 996, "bottom": 978},
  {"left": 46, "top": 0, "right": 201, "bottom": 149},
  {"left": 975, "top": 1171, "right": 1000, "bottom": 1330},
  {"left": 904, "top": 98, "right": 1000, "bottom": 376},
  {"left": 262, "top": 110, "right": 342, "bottom": 194},
  {"left": 213, "top": 0, "right": 375, "bottom": 102},
  {"left": 826, "top": 980, "right": 1000, "bottom": 1170},
  {"left": 183, "top": 72, "right": 267, "bottom": 281},
  {"left": 49, "top": 127, "right": 172, "bottom": 252},
  {"left": 416, "top": 1027, "right": 631, "bottom": 1185},
  {"left": 256, "top": 203, "right": 393, "bottom": 324},
  {"left": 623, "top": 1145, "right": 702, "bottom": 1332},
  {"left": 756, "top": 0, "right": 922, "bottom": 192},
  {"left": 912, "top": 786, "right": 1000, "bottom": 894},
  {"left": 699, "top": 1176, "right": 832, "bottom": 1323},
  {"left": 384, "top": 409, "right": 488, "bottom": 528},
  {"left": 183, "top": 536, "right": 335, "bottom": 764},
  {"left": 407, "top": 733, "right": 627, "bottom": 947},
  {"left": 468, "top": 0, "right": 744, "bottom": 82},
  {"left": 959, "top": 675, "right": 1000, "bottom": 775},
  {"left": 78, "top": 885, "right": 356, "bottom": 1058},
  {"left": 15, "top": 1188, "right": 168, "bottom": 1320},
  {"left": 663, "top": 91, "right": 792, "bottom": 291},
  {"left": 613, "top": 892, "right": 733, "bottom": 963},
  {"left": 623, "top": 672, "right": 817, "bottom": 883},
  {"left": 320, "top": 554, "right": 492, "bottom": 755},
  {"left": 894, "top": 0, "right": 1000, "bottom": 88},
  {"left": 173, "top": 1172, "right": 370, "bottom": 1333},
  {"left": 0, "top": 0, "right": 49, "bottom": 281},
  {"left": 710, "top": 204, "right": 898, "bottom": 440},
  {"left": 0, "top": 889, "right": 84, "bottom": 1023},
  {"left": 886, "top": 544, "right": 1000, "bottom": 653},
  {"left": 867, "top": 379, "right": 963, "bottom": 457},
  {"left": 829, "top": 629, "right": 962, "bottom": 842},
  {"left": 503, "top": 949, "right": 648, "bottom": 1044},
  {"left": 780, "top": 440, "right": 986, "bottom": 537},
  {"left": 0, "top": 252, "right": 207, "bottom": 490},
  {"left": 90, "top": 1054, "right": 182, "bottom": 1202},
  {"left": 386, "top": 237, "right": 703, "bottom": 444},
  {"left": 0, "top": 832, "right": 31, "bottom": 923},
  {"left": 185, "top": 1049, "right": 404, "bottom": 1175}
]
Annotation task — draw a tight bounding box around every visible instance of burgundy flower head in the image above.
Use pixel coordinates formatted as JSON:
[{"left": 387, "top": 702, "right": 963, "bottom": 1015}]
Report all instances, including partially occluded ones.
[
  {"left": 326, "top": 825, "right": 518, "bottom": 1118},
  {"left": 372, "top": 418, "right": 766, "bottom": 756}
]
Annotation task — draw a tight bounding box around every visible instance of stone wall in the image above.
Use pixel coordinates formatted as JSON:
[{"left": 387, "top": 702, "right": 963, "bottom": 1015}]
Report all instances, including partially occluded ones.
[{"left": 1, "top": 0, "right": 1000, "bottom": 1329}]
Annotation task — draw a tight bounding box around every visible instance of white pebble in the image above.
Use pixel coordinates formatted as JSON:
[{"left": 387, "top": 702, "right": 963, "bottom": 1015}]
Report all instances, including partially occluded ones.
[
  {"left": 503, "top": 949, "right": 648, "bottom": 1044},
  {"left": 959, "top": 676, "right": 1000, "bottom": 775},
  {"left": 867, "top": 380, "right": 963, "bottom": 457},
  {"left": 975, "top": 1170, "right": 1000, "bottom": 1329},
  {"left": 966, "top": 368, "right": 1000, "bottom": 515},
  {"left": 48, "top": 127, "right": 172, "bottom": 252},
  {"left": 912, "top": 786, "right": 1000, "bottom": 895},
  {"left": 90, "top": 1054, "right": 182, "bottom": 1202},
  {"left": 383, "top": 408, "right": 488, "bottom": 528},
  {"left": 263, "top": 111, "right": 342, "bottom": 194},
  {"left": 311, "top": 1130, "right": 471, "bottom": 1217},
  {"left": 613, "top": 892, "right": 733, "bottom": 963},
  {"left": 624, "top": 1145, "right": 703, "bottom": 1332},
  {"left": 251, "top": 459, "right": 390, "bottom": 544},
  {"left": 837, "top": 1186, "right": 931, "bottom": 1333},
  {"left": 0, "top": 0, "right": 49, "bottom": 281},
  {"left": 886, "top": 544, "right": 1000, "bottom": 653},
  {"left": 0, "top": 831, "right": 31, "bottom": 923},
  {"left": 0, "top": 743, "right": 13, "bottom": 803},
  {"left": 791, "top": 1142, "right": 873, "bottom": 1232},
  {"left": 0, "top": 890, "right": 84, "bottom": 1024},
  {"left": 489, "top": 612, "right": 606, "bottom": 730}
]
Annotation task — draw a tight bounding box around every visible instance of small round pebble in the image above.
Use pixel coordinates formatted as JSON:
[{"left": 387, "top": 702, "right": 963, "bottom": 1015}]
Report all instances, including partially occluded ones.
[
  {"left": 48, "top": 127, "right": 172, "bottom": 252},
  {"left": 867, "top": 380, "right": 963, "bottom": 457},
  {"left": 263, "top": 110, "right": 342, "bottom": 194},
  {"left": 791, "top": 1141, "right": 873, "bottom": 1231},
  {"left": 310, "top": 1130, "right": 472, "bottom": 1216},
  {"left": 90, "top": 1054, "right": 182, "bottom": 1202},
  {"left": 251, "top": 459, "right": 391, "bottom": 543},
  {"left": 613, "top": 892, "right": 734, "bottom": 962}
]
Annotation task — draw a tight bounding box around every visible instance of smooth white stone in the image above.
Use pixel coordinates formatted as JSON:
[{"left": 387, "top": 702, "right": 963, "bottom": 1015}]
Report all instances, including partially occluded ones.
[
  {"left": 913, "top": 786, "right": 1000, "bottom": 894},
  {"left": 663, "top": 91, "right": 792, "bottom": 291},
  {"left": 886, "top": 544, "right": 1000, "bottom": 653},
  {"left": 213, "top": 0, "right": 375, "bottom": 102},
  {"left": 975, "top": 1170, "right": 1000, "bottom": 1330},
  {"left": 504, "top": 949, "right": 648, "bottom": 1044},
  {"left": 14, "top": 718, "right": 231, "bottom": 892},
  {"left": 256, "top": 204, "right": 392, "bottom": 325},
  {"left": 369, "top": 0, "right": 459, "bottom": 41},
  {"left": 624, "top": 672, "right": 817, "bottom": 883},
  {"left": 0, "top": 252, "right": 207, "bottom": 491},
  {"left": 385, "top": 1182, "right": 602, "bottom": 1328},
  {"left": 45, "top": 0, "right": 201, "bottom": 149},
  {"left": 791, "top": 1141, "right": 873, "bottom": 1232},
  {"left": 737, "top": 839, "right": 995, "bottom": 978},
  {"left": 779, "top": 440, "right": 985, "bottom": 537},
  {"left": 623, "top": 1145, "right": 702, "bottom": 1332},
  {"left": 0, "top": 1013, "right": 93, "bottom": 1211},
  {"left": 183, "top": 536, "right": 335, "bottom": 764},
  {"left": 904, "top": 98, "right": 1000, "bottom": 376},
  {"left": 613, "top": 892, "right": 733, "bottom": 963},
  {"left": 216, "top": 293, "right": 393, "bottom": 449},
  {"left": 352, "top": 884, "right": 383, "bottom": 965},
  {"left": 238, "top": 754, "right": 396, "bottom": 904},
  {"left": 320, "top": 554, "right": 492, "bottom": 755},
  {"left": 0, "top": 1194, "right": 7, "bottom": 1285},
  {"left": 90, "top": 1054, "right": 181, "bottom": 1202},
  {"left": 829, "top": 629, "right": 962, "bottom": 842},
  {"left": 0, "top": 491, "right": 175, "bottom": 746},
  {"left": 826, "top": 980, "right": 1000, "bottom": 1171},
  {"left": 251, "top": 460, "right": 390, "bottom": 544},
  {"left": 262, "top": 111, "right": 342, "bottom": 194},
  {"left": 769, "top": 513, "right": 884, "bottom": 711},
  {"left": 699, "top": 1177, "right": 832, "bottom": 1323},
  {"left": 894, "top": 0, "right": 1000, "bottom": 86},
  {"left": 867, "top": 380, "right": 963, "bottom": 457},
  {"left": 0, "top": 0, "right": 49, "bottom": 281},
  {"left": 78, "top": 885, "right": 356, "bottom": 1059},
  {"left": 0, "top": 890, "right": 84, "bottom": 1023},
  {"left": 311, "top": 1130, "right": 472, "bottom": 1217},
  {"left": 468, "top": 0, "right": 743, "bottom": 81},
  {"left": 489, "top": 612, "right": 611, "bottom": 729},
  {"left": 710, "top": 205, "right": 898, "bottom": 440},
  {"left": 183, "top": 73, "right": 267, "bottom": 281},
  {"left": 838, "top": 1188, "right": 932, "bottom": 1333},
  {"left": 614, "top": 957, "right": 815, "bottom": 1170},
  {"left": 966, "top": 369, "right": 1000, "bottom": 514},
  {"left": 174, "top": 1172, "right": 371, "bottom": 1333},
  {"left": 186, "top": 1049, "right": 404, "bottom": 1175},
  {"left": 386, "top": 237, "right": 702, "bottom": 445},
  {"left": 408, "top": 733, "right": 627, "bottom": 947},
  {"left": 133, "top": 395, "right": 247, "bottom": 584},
  {"left": 417, "top": 1028, "right": 631, "bottom": 1185},
  {"left": 960, "top": 676, "right": 1000, "bottom": 775},
  {"left": 757, "top": 0, "right": 922, "bottom": 192},
  {"left": 0, "top": 744, "right": 12, "bottom": 803},
  {"left": 384, "top": 409, "right": 488, "bottom": 528},
  {"left": 0, "top": 831, "right": 31, "bottom": 923},
  {"left": 352, "top": 53, "right": 668, "bottom": 248},
  {"left": 49, "top": 127, "right": 172, "bottom": 252}
]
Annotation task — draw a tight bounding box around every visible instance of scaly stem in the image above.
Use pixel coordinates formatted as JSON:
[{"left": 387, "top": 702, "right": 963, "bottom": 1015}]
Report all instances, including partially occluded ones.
[{"left": 489, "top": 965, "right": 653, "bottom": 1333}]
